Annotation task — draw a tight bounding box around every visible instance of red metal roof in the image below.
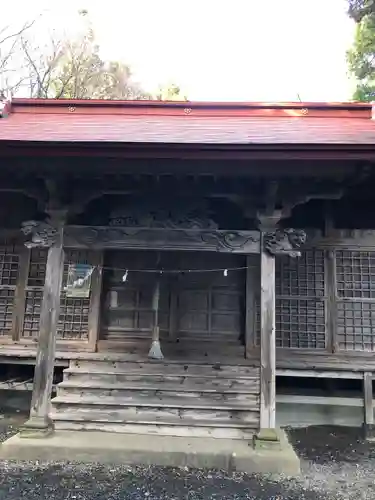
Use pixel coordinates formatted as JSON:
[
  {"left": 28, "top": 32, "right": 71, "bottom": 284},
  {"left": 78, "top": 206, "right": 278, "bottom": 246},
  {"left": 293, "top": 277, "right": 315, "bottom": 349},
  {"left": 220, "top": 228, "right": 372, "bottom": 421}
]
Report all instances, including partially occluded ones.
[{"left": 0, "top": 98, "right": 374, "bottom": 145}]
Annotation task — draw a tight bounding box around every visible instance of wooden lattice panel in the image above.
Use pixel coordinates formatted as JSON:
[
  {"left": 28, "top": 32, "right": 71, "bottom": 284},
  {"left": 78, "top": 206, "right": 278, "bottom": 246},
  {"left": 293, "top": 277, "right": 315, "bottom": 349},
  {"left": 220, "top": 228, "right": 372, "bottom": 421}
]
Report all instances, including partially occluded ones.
[
  {"left": 175, "top": 253, "right": 244, "bottom": 343},
  {"left": 58, "top": 250, "right": 91, "bottom": 340},
  {"left": 0, "top": 244, "right": 19, "bottom": 286},
  {"left": 102, "top": 251, "right": 171, "bottom": 340},
  {"left": 23, "top": 289, "right": 43, "bottom": 338},
  {"left": 336, "top": 251, "right": 375, "bottom": 299},
  {"left": 275, "top": 250, "right": 326, "bottom": 349},
  {"left": 23, "top": 249, "right": 92, "bottom": 340},
  {"left": 276, "top": 250, "right": 325, "bottom": 298},
  {"left": 27, "top": 249, "right": 47, "bottom": 287},
  {"left": 0, "top": 243, "right": 20, "bottom": 336},
  {"left": 276, "top": 298, "right": 326, "bottom": 349},
  {"left": 0, "top": 289, "right": 15, "bottom": 334},
  {"left": 336, "top": 250, "right": 375, "bottom": 351},
  {"left": 22, "top": 249, "right": 47, "bottom": 338},
  {"left": 103, "top": 284, "right": 170, "bottom": 335},
  {"left": 337, "top": 301, "right": 375, "bottom": 351},
  {"left": 177, "top": 286, "right": 242, "bottom": 340}
]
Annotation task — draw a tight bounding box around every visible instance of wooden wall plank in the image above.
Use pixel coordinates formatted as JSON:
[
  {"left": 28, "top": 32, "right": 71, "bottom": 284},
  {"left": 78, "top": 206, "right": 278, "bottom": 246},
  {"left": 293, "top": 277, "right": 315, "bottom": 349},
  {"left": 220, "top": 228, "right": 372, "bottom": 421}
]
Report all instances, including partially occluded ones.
[{"left": 245, "top": 255, "right": 257, "bottom": 358}]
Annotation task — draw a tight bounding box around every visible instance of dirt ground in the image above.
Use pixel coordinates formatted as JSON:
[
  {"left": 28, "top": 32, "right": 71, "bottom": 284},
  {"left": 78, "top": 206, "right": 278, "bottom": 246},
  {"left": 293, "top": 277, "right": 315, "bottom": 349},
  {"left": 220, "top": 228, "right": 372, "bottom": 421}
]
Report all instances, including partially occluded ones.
[{"left": 0, "top": 394, "right": 374, "bottom": 499}]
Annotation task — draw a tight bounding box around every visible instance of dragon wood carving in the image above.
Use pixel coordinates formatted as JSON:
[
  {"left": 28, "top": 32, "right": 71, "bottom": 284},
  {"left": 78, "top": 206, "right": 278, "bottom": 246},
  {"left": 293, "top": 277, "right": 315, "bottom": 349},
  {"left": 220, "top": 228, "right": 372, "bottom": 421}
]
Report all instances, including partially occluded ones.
[
  {"left": 21, "top": 220, "right": 58, "bottom": 248},
  {"left": 108, "top": 201, "right": 218, "bottom": 230},
  {"left": 263, "top": 228, "right": 307, "bottom": 257}
]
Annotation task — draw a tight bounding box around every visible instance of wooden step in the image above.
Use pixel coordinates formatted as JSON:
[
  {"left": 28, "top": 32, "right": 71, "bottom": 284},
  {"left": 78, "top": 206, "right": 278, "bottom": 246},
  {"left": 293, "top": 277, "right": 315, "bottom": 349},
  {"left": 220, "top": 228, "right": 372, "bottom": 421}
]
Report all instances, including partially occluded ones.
[
  {"left": 56, "top": 382, "right": 258, "bottom": 403},
  {"left": 64, "top": 368, "right": 260, "bottom": 387},
  {"left": 51, "top": 412, "right": 257, "bottom": 429},
  {"left": 52, "top": 419, "right": 256, "bottom": 439},
  {"left": 51, "top": 395, "right": 257, "bottom": 411},
  {"left": 69, "top": 360, "right": 258, "bottom": 377},
  {"left": 58, "top": 380, "right": 258, "bottom": 395},
  {"left": 62, "top": 371, "right": 259, "bottom": 389},
  {"left": 52, "top": 409, "right": 257, "bottom": 428}
]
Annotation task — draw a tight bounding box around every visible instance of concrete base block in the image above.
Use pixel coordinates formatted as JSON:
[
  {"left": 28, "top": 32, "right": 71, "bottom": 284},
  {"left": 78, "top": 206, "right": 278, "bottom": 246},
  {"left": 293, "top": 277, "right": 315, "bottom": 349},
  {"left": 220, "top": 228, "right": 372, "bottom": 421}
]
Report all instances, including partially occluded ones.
[
  {"left": 18, "top": 416, "right": 54, "bottom": 439},
  {"left": 253, "top": 428, "right": 283, "bottom": 451},
  {"left": 363, "top": 423, "right": 375, "bottom": 441},
  {"left": 0, "top": 430, "right": 300, "bottom": 475}
]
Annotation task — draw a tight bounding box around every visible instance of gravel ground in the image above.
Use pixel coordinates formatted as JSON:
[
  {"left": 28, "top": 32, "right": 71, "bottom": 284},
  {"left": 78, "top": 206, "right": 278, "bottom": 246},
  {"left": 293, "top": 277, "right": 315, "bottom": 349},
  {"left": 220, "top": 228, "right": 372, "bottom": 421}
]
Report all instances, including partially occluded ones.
[{"left": 0, "top": 399, "right": 374, "bottom": 499}]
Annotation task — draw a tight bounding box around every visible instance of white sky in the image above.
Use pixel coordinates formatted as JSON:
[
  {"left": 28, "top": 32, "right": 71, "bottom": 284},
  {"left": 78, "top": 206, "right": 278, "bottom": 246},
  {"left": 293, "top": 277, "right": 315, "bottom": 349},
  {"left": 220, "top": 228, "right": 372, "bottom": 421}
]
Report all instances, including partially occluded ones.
[{"left": 4, "top": 0, "right": 357, "bottom": 101}]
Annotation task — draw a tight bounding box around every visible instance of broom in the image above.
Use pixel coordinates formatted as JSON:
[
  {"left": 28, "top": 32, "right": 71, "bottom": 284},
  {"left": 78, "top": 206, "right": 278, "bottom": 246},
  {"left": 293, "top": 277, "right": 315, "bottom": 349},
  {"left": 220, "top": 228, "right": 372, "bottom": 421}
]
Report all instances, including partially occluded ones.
[{"left": 148, "top": 277, "right": 164, "bottom": 360}]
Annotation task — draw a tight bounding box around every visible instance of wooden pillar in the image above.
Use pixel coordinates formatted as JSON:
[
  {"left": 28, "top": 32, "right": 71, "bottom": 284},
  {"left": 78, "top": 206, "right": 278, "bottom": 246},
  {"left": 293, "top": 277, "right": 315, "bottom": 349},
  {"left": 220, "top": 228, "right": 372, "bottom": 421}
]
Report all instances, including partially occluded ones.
[
  {"left": 20, "top": 212, "right": 66, "bottom": 438},
  {"left": 87, "top": 250, "right": 104, "bottom": 352},
  {"left": 254, "top": 211, "right": 281, "bottom": 446},
  {"left": 259, "top": 238, "right": 276, "bottom": 431},
  {"left": 363, "top": 372, "right": 375, "bottom": 440},
  {"left": 253, "top": 213, "right": 306, "bottom": 448}
]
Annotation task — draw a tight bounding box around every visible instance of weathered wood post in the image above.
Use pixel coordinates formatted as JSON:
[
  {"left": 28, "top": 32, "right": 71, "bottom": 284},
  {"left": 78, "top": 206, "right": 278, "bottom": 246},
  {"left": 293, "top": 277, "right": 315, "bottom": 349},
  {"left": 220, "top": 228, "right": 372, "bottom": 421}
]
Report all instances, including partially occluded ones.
[
  {"left": 254, "top": 212, "right": 279, "bottom": 446},
  {"left": 254, "top": 211, "right": 306, "bottom": 448},
  {"left": 363, "top": 372, "right": 375, "bottom": 440},
  {"left": 20, "top": 210, "right": 66, "bottom": 438}
]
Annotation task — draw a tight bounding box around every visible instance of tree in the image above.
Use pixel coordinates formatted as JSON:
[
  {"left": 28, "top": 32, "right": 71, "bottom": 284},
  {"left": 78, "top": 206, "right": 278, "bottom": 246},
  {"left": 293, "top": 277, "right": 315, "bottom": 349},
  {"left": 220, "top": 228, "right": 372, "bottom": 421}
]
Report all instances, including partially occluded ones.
[
  {"left": 20, "top": 10, "right": 151, "bottom": 99},
  {"left": 0, "top": 19, "right": 36, "bottom": 93},
  {"left": 347, "top": 10, "right": 375, "bottom": 100},
  {"left": 156, "top": 83, "right": 188, "bottom": 101},
  {"left": 348, "top": 0, "right": 375, "bottom": 22}
]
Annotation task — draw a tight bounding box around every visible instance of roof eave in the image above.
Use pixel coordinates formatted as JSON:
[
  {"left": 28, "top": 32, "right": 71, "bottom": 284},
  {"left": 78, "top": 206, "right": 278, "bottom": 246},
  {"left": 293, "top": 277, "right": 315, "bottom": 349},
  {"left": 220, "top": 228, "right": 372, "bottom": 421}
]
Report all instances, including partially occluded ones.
[{"left": 0, "top": 140, "right": 374, "bottom": 161}]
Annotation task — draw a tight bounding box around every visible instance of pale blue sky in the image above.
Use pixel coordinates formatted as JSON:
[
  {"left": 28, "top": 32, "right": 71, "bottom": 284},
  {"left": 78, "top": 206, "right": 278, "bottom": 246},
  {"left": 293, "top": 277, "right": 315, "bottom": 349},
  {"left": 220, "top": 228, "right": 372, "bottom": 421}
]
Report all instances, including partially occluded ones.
[{"left": 5, "top": 0, "right": 357, "bottom": 101}]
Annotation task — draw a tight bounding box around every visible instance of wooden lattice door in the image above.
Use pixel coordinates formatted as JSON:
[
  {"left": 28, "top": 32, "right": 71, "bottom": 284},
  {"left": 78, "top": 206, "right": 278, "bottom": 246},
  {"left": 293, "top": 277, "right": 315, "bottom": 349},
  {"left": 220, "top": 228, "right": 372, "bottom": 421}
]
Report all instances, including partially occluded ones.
[
  {"left": 100, "top": 250, "right": 170, "bottom": 346},
  {"left": 173, "top": 253, "right": 246, "bottom": 353},
  {"left": 100, "top": 250, "right": 246, "bottom": 355}
]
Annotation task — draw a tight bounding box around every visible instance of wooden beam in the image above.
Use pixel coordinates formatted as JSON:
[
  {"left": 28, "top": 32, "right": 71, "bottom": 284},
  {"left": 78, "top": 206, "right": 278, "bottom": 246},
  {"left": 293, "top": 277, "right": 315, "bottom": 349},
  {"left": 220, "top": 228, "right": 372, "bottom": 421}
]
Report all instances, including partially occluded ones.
[
  {"left": 19, "top": 211, "right": 65, "bottom": 438},
  {"left": 276, "top": 369, "right": 363, "bottom": 379},
  {"left": 1, "top": 141, "right": 375, "bottom": 163},
  {"left": 87, "top": 251, "right": 104, "bottom": 352},
  {"left": 63, "top": 226, "right": 262, "bottom": 253}
]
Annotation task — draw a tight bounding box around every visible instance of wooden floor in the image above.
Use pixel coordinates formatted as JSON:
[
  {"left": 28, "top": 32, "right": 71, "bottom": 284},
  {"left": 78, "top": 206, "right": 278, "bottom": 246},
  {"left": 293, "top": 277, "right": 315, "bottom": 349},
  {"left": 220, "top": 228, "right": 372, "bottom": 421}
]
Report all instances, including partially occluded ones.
[
  {"left": 3, "top": 344, "right": 375, "bottom": 373},
  {"left": 0, "top": 341, "right": 250, "bottom": 366}
]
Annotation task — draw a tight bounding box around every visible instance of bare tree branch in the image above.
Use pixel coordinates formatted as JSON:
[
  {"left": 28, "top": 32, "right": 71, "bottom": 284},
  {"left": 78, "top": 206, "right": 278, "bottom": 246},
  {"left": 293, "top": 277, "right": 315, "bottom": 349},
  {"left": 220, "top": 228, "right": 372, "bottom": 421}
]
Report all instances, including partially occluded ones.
[{"left": 0, "top": 18, "right": 36, "bottom": 46}]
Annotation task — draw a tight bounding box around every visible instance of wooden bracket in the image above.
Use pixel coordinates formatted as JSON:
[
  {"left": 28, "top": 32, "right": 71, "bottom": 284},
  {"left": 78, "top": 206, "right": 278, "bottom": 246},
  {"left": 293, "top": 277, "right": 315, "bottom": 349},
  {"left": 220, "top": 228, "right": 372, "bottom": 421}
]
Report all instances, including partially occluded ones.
[{"left": 257, "top": 211, "right": 306, "bottom": 257}]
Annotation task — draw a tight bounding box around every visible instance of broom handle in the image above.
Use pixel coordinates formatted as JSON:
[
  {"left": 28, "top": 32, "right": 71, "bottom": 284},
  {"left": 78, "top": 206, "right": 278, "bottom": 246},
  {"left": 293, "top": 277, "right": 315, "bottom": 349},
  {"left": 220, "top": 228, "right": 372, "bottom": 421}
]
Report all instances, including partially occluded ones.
[{"left": 152, "top": 279, "right": 160, "bottom": 341}]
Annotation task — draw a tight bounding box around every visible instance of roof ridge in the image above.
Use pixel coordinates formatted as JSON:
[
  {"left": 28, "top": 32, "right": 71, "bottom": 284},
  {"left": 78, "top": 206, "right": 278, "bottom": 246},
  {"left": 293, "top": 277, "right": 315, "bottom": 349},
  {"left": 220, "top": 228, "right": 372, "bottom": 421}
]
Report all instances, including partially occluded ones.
[{"left": 9, "top": 98, "right": 372, "bottom": 120}]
